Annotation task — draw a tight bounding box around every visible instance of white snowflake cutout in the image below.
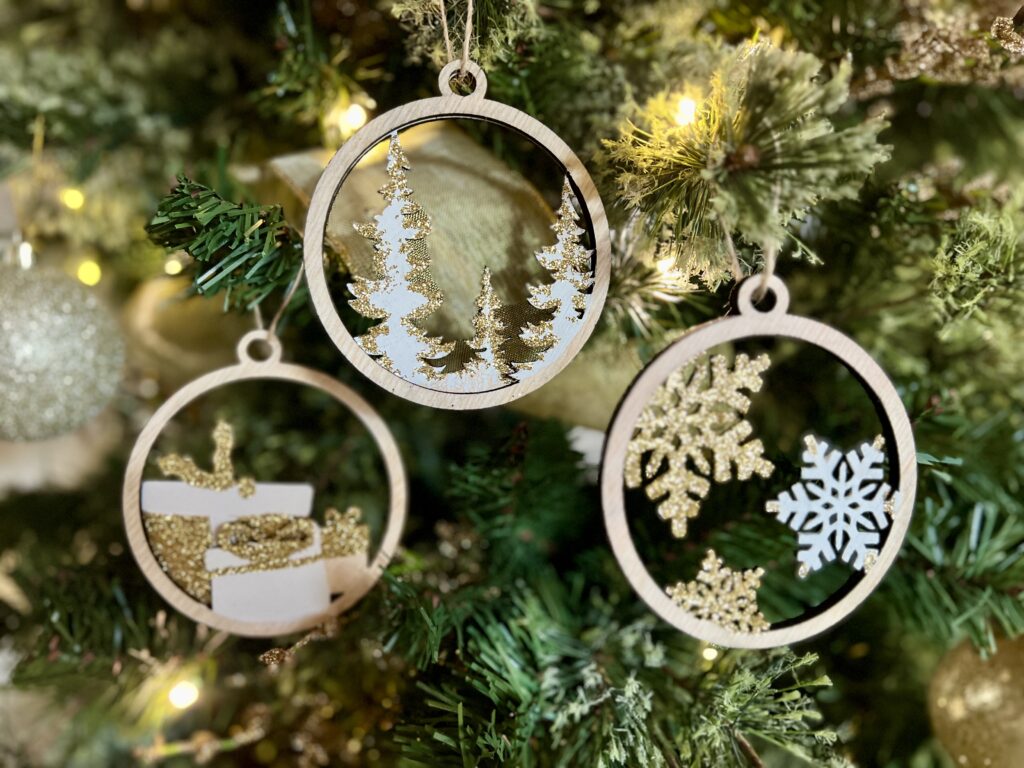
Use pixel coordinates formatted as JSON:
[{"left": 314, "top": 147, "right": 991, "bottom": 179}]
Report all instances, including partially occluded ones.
[{"left": 766, "top": 435, "right": 900, "bottom": 578}]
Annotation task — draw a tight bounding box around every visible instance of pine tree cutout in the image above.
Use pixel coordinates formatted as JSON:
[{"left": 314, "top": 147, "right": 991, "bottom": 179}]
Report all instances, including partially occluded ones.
[
  {"left": 521, "top": 178, "right": 594, "bottom": 364},
  {"left": 447, "top": 267, "right": 515, "bottom": 390},
  {"left": 350, "top": 132, "right": 452, "bottom": 383},
  {"left": 625, "top": 353, "right": 775, "bottom": 538}
]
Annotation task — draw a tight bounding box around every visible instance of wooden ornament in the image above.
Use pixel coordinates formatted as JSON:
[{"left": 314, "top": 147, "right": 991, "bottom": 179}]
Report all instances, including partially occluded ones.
[
  {"left": 122, "top": 330, "right": 407, "bottom": 637},
  {"left": 601, "top": 276, "right": 917, "bottom": 649},
  {"left": 304, "top": 60, "right": 611, "bottom": 410}
]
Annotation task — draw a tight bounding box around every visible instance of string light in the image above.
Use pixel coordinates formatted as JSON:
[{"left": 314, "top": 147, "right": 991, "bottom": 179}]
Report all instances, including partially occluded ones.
[
  {"left": 340, "top": 103, "right": 368, "bottom": 132},
  {"left": 168, "top": 680, "right": 200, "bottom": 710},
  {"left": 323, "top": 99, "right": 369, "bottom": 142},
  {"left": 702, "top": 646, "right": 719, "bottom": 661},
  {"left": 75, "top": 259, "right": 102, "bottom": 286},
  {"left": 59, "top": 187, "right": 86, "bottom": 211},
  {"left": 674, "top": 96, "right": 699, "bottom": 127},
  {"left": 164, "top": 256, "right": 184, "bottom": 275},
  {"left": 16, "top": 242, "right": 33, "bottom": 268},
  {"left": 656, "top": 254, "right": 677, "bottom": 274}
]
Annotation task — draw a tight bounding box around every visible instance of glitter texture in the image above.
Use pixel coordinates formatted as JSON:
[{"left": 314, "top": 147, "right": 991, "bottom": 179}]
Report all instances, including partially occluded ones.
[
  {"left": 347, "top": 133, "right": 595, "bottom": 393},
  {"left": 666, "top": 549, "right": 769, "bottom": 634},
  {"left": 143, "top": 507, "right": 371, "bottom": 602},
  {"left": 321, "top": 507, "right": 371, "bottom": 558},
  {"left": 157, "top": 420, "right": 256, "bottom": 497},
  {"left": 625, "top": 352, "right": 775, "bottom": 538},
  {"left": 0, "top": 266, "right": 124, "bottom": 441},
  {"left": 349, "top": 132, "right": 453, "bottom": 381},
  {"left": 143, "top": 513, "right": 213, "bottom": 602},
  {"left": 521, "top": 177, "right": 594, "bottom": 364}
]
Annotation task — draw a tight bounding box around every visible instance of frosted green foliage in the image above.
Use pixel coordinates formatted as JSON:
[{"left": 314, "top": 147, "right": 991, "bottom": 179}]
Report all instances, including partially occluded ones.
[
  {"left": 930, "top": 201, "right": 1024, "bottom": 331},
  {"left": 391, "top": 0, "right": 541, "bottom": 69},
  {"left": 607, "top": 42, "right": 890, "bottom": 284},
  {"left": 683, "top": 651, "right": 848, "bottom": 768}
]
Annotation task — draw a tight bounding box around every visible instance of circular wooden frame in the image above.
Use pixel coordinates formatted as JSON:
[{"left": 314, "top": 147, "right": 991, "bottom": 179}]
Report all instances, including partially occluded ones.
[
  {"left": 601, "top": 277, "right": 917, "bottom": 649},
  {"left": 122, "top": 330, "right": 407, "bottom": 637},
  {"left": 304, "top": 60, "right": 611, "bottom": 410}
]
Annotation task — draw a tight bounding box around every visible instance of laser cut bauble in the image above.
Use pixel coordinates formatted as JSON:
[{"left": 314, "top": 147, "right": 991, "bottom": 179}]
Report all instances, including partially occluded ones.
[
  {"left": 304, "top": 60, "right": 611, "bottom": 409},
  {"left": 122, "top": 330, "right": 406, "bottom": 637},
  {"left": 260, "top": 126, "right": 638, "bottom": 429},
  {"left": 601, "top": 275, "right": 917, "bottom": 648}
]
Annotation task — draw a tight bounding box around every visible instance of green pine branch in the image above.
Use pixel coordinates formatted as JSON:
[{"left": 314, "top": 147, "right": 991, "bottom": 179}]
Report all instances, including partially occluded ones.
[
  {"left": 606, "top": 42, "right": 889, "bottom": 285},
  {"left": 146, "top": 175, "right": 304, "bottom": 312}
]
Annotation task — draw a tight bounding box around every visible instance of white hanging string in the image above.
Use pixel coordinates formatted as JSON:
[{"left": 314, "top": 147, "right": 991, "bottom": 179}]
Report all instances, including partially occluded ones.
[{"left": 723, "top": 125, "right": 784, "bottom": 302}]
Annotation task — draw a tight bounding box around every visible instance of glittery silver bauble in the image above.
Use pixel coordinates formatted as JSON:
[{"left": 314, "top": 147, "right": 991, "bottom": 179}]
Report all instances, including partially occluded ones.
[{"left": 0, "top": 266, "right": 125, "bottom": 441}]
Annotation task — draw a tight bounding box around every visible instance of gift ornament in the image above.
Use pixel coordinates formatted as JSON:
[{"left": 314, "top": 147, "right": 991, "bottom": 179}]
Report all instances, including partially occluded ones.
[{"left": 141, "top": 421, "right": 371, "bottom": 625}]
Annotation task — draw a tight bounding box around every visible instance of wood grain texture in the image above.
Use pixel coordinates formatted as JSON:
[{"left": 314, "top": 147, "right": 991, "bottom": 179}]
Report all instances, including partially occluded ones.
[
  {"left": 122, "top": 331, "right": 407, "bottom": 638},
  {"left": 600, "top": 276, "right": 918, "bottom": 649},
  {"left": 303, "top": 74, "right": 611, "bottom": 410}
]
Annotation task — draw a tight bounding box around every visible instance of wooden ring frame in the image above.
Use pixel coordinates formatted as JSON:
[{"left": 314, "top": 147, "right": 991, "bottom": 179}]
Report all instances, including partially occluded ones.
[
  {"left": 303, "top": 60, "right": 611, "bottom": 410},
  {"left": 122, "top": 330, "right": 407, "bottom": 637},
  {"left": 600, "top": 276, "right": 917, "bottom": 648}
]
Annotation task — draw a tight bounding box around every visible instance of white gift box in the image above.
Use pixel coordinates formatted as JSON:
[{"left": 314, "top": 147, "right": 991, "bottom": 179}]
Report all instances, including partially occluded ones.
[{"left": 141, "top": 480, "right": 332, "bottom": 622}]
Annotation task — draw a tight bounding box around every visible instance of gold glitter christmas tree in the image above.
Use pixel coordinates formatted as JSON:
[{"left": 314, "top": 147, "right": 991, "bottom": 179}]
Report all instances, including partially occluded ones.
[
  {"left": 625, "top": 352, "right": 774, "bottom": 538},
  {"left": 666, "top": 549, "right": 769, "bottom": 634},
  {"left": 157, "top": 419, "right": 256, "bottom": 497},
  {"left": 521, "top": 178, "right": 594, "bottom": 361},
  {"left": 448, "top": 267, "right": 514, "bottom": 385},
  {"left": 350, "top": 132, "right": 453, "bottom": 382}
]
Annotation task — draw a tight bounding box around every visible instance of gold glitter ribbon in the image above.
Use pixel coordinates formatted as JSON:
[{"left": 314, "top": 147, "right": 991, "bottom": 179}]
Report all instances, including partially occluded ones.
[{"left": 145, "top": 507, "right": 371, "bottom": 600}]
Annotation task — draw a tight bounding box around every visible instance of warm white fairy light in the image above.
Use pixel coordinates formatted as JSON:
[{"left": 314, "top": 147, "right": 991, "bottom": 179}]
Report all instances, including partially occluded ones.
[
  {"left": 76, "top": 259, "right": 102, "bottom": 286},
  {"left": 59, "top": 187, "right": 86, "bottom": 211},
  {"left": 164, "top": 256, "right": 184, "bottom": 275},
  {"left": 340, "top": 103, "right": 368, "bottom": 132},
  {"left": 324, "top": 99, "right": 369, "bottom": 140},
  {"left": 16, "top": 241, "right": 33, "bottom": 268},
  {"left": 675, "top": 96, "right": 699, "bottom": 127},
  {"left": 168, "top": 680, "right": 200, "bottom": 710},
  {"left": 702, "top": 646, "right": 719, "bottom": 661},
  {"left": 656, "top": 254, "right": 677, "bottom": 274}
]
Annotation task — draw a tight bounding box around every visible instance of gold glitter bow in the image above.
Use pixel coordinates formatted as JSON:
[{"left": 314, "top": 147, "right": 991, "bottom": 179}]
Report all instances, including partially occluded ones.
[{"left": 157, "top": 420, "right": 256, "bottom": 498}]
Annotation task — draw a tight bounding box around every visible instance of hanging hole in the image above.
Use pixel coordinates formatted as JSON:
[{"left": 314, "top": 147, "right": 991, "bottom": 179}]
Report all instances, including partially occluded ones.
[
  {"left": 750, "top": 287, "right": 778, "bottom": 312},
  {"left": 449, "top": 71, "right": 477, "bottom": 95},
  {"left": 236, "top": 330, "right": 283, "bottom": 365},
  {"left": 437, "top": 60, "right": 488, "bottom": 99},
  {"left": 735, "top": 275, "right": 790, "bottom": 316}
]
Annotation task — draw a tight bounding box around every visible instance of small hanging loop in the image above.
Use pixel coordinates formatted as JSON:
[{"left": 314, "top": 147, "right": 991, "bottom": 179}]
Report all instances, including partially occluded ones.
[
  {"left": 236, "top": 329, "right": 283, "bottom": 365},
  {"left": 438, "top": 59, "right": 487, "bottom": 99},
  {"left": 736, "top": 274, "right": 790, "bottom": 317}
]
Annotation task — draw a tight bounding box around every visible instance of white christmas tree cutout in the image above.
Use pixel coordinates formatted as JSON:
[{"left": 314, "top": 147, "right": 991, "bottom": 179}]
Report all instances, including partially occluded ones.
[
  {"left": 349, "top": 132, "right": 593, "bottom": 392},
  {"left": 766, "top": 434, "right": 899, "bottom": 578}
]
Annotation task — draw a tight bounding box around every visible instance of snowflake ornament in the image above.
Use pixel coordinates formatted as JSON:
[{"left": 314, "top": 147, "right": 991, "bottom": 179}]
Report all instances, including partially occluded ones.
[
  {"left": 666, "top": 549, "right": 769, "bottom": 634},
  {"left": 767, "top": 435, "right": 900, "bottom": 578},
  {"left": 625, "top": 353, "right": 775, "bottom": 539}
]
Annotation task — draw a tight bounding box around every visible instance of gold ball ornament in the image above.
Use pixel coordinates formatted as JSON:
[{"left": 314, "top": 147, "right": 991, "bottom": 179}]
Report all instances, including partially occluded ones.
[
  {"left": 929, "top": 635, "right": 1024, "bottom": 768},
  {"left": 0, "top": 265, "right": 124, "bottom": 441}
]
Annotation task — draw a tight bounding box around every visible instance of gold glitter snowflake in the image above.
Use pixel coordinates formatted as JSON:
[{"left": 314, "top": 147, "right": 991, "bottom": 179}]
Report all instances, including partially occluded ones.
[
  {"left": 625, "top": 353, "right": 774, "bottom": 538},
  {"left": 666, "top": 549, "right": 769, "bottom": 634}
]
